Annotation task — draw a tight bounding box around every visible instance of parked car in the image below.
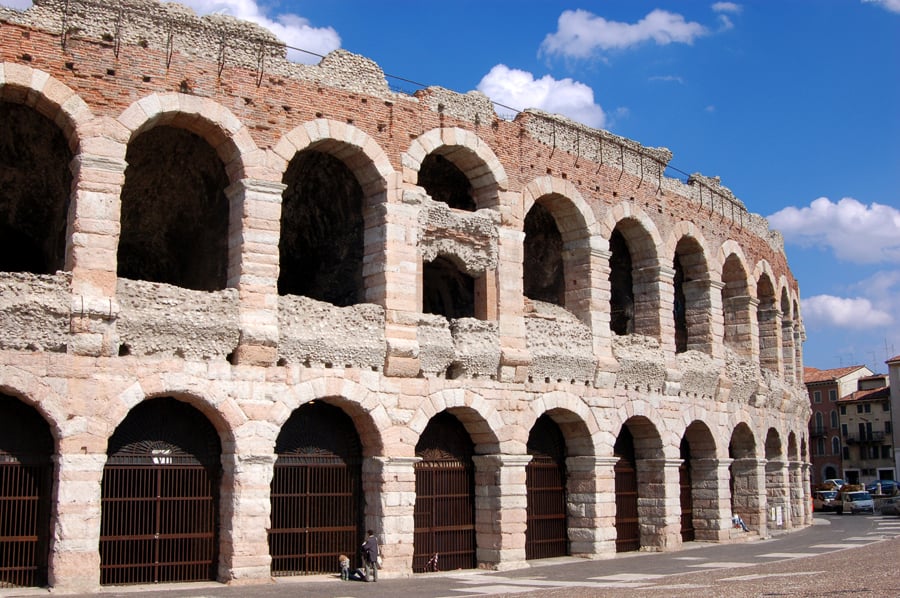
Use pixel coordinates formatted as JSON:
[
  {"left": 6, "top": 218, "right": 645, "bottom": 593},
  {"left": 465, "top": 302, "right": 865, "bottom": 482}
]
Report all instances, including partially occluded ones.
[
  {"left": 879, "top": 497, "right": 900, "bottom": 516},
  {"left": 823, "top": 478, "right": 846, "bottom": 489},
  {"left": 813, "top": 490, "right": 840, "bottom": 512},
  {"left": 865, "top": 480, "right": 897, "bottom": 495},
  {"left": 838, "top": 490, "right": 875, "bottom": 514}
]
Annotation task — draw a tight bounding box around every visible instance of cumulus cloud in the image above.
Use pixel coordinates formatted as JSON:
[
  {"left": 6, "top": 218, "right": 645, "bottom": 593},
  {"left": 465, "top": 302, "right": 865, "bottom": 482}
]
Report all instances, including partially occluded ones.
[
  {"left": 162, "top": 0, "right": 340, "bottom": 63},
  {"left": 863, "top": 0, "right": 900, "bottom": 14},
  {"left": 477, "top": 64, "right": 607, "bottom": 128},
  {"left": 540, "top": 8, "right": 708, "bottom": 58},
  {"left": 712, "top": 2, "right": 742, "bottom": 30},
  {"left": 802, "top": 295, "right": 893, "bottom": 329},
  {"left": 767, "top": 197, "right": 900, "bottom": 264}
]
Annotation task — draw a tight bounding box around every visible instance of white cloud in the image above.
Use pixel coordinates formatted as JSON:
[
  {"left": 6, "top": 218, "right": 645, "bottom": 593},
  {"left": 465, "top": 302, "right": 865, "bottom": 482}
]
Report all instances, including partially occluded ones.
[
  {"left": 712, "top": 2, "right": 742, "bottom": 12},
  {"left": 802, "top": 295, "right": 893, "bottom": 329},
  {"left": 162, "top": 0, "right": 340, "bottom": 64},
  {"left": 540, "top": 9, "right": 708, "bottom": 58},
  {"left": 649, "top": 75, "right": 684, "bottom": 84},
  {"left": 767, "top": 197, "right": 900, "bottom": 264},
  {"left": 863, "top": 0, "right": 900, "bottom": 14},
  {"left": 477, "top": 64, "right": 607, "bottom": 128}
]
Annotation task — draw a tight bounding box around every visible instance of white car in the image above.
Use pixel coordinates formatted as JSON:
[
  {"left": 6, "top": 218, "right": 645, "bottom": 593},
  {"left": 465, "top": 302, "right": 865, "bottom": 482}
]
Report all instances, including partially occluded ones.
[{"left": 838, "top": 491, "right": 875, "bottom": 514}]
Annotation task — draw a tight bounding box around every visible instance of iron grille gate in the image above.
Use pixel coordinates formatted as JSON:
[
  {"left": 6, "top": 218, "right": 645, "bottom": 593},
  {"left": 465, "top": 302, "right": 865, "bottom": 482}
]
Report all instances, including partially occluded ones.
[
  {"left": 0, "top": 458, "right": 52, "bottom": 589},
  {"left": 525, "top": 455, "right": 567, "bottom": 559},
  {"left": 413, "top": 458, "right": 476, "bottom": 572},
  {"left": 614, "top": 458, "right": 640, "bottom": 552},
  {"left": 99, "top": 398, "right": 221, "bottom": 586},
  {"left": 679, "top": 461, "right": 695, "bottom": 542},
  {"left": 269, "top": 456, "right": 361, "bottom": 575}
]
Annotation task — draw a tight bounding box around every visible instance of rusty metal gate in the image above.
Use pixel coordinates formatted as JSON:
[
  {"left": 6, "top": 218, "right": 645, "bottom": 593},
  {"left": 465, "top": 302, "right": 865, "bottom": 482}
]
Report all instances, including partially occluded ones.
[
  {"left": 679, "top": 439, "right": 695, "bottom": 542},
  {"left": 269, "top": 402, "right": 363, "bottom": 576},
  {"left": 0, "top": 396, "right": 53, "bottom": 589},
  {"left": 614, "top": 427, "right": 639, "bottom": 553},
  {"left": 99, "top": 398, "right": 221, "bottom": 586},
  {"left": 413, "top": 412, "right": 476, "bottom": 573},
  {"left": 525, "top": 414, "right": 567, "bottom": 560}
]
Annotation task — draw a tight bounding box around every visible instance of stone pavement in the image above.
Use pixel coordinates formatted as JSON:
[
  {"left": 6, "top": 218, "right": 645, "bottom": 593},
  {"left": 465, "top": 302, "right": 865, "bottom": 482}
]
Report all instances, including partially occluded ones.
[{"left": 5, "top": 513, "right": 899, "bottom": 598}]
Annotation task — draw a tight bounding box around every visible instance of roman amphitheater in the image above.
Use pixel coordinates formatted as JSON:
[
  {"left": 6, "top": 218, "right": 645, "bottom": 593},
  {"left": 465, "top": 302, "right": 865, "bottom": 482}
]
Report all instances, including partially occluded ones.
[{"left": 0, "top": 0, "right": 811, "bottom": 592}]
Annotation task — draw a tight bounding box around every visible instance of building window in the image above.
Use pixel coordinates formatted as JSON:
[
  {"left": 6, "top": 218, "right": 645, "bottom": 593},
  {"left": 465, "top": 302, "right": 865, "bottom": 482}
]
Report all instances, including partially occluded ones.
[
  {"left": 816, "top": 437, "right": 825, "bottom": 456},
  {"left": 884, "top": 402, "right": 891, "bottom": 411},
  {"left": 857, "top": 405, "right": 863, "bottom": 413},
  {"left": 829, "top": 389, "right": 837, "bottom": 401},
  {"left": 864, "top": 403, "right": 871, "bottom": 413},
  {"left": 843, "top": 446, "right": 850, "bottom": 459},
  {"left": 840, "top": 405, "right": 846, "bottom": 415},
  {"left": 883, "top": 446, "right": 891, "bottom": 459},
  {"left": 830, "top": 410, "right": 838, "bottom": 429},
  {"left": 841, "top": 423, "right": 848, "bottom": 437},
  {"left": 813, "top": 390, "right": 822, "bottom": 403},
  {"left": 886, "top": 421, "right": 892, "bottom": 434},
  {"left": 831, "top": 436, "right": 840, "bottom": 455}
]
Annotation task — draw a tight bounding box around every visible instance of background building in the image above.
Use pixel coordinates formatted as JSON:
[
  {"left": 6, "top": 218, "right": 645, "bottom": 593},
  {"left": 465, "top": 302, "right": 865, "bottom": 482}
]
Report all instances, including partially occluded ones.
[
  {"left": 0, "top": 0, "right": 810, "bottom": 593},
  {"left": 837, "top": 374, "right": 894, "bottom": 485}
]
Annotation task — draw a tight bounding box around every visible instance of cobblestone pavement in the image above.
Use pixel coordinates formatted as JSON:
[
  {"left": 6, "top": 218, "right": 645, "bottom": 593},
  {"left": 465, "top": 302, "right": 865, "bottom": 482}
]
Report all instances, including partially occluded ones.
[{"left": 6, "top": 513, "right": 900, "bottom": 598}]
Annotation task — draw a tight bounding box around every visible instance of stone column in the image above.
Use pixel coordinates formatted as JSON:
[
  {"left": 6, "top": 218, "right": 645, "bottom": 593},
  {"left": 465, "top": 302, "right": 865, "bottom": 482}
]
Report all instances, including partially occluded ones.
[
  {"left": 637, "top": 263, "right": 670, "bottom": 344},
  {"left": 227, "top": 178, "right": 285, "bottom": 366},
  {"left": 472, "top": 454, "right": 530, "bottom": 570},
  {"left": 765, "top": 457, "right": 791, "bottom": 531},
  {"left": 691, "top": 457, "right": 731, "bottom": 542},
  {"left": 638, "top": 458, "right": 681, "bottom": 550},
  {"left": 788, "top": 460, "right": 803, "bottom": 528},
  {"left": 730, "top": 457, "right": 767, "bottom": 536},
  {"left": 781, "top": 318, "right": 796, "bottom": 384},
  {"left": 47, "top": 452, "right": 106, "bottom": 593},
  {"left": 364, "top": 456, "right": 419, "bottom": 576},
  {"left": 566, "top": 456, "right": 617, "bottom": 557},
  {"left": 707, "top": 280, "right": 726, "bottom": 359},
  {"left": 219, "top": 450, "right": 276, "bottom": 583},
  {"left": 495, "top": 223, "right": 531, "bottom": 383},
  {"left": 724, "top": 295, "right": 758, "bottom": 362},
  {"left": 801, "top": 462, "right": 813, "bottom": 525},
  {"left": 683, "top": 278, "right": 714, "bottom": 354},
  {"left": 758, "top": 305, "right": 783, "bottom": 375},
  {"left": 67, "top": 154, "right": 127, "bottom": 357}
]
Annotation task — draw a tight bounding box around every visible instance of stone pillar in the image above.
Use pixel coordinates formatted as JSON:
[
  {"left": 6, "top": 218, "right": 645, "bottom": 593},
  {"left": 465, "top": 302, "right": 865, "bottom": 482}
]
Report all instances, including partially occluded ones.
[
  {"left": 683, "top": 278, "right": 713, "bottom": 354},
  {"left": 801, "top": 462, "right": 813, "bottom": 525},
  {"left": 730, "top": 457, "right": 767, "bottom": 536},
  {"left": 765, "top": 457, "right": 791, "bottom": 531},
  {"left": 495, "top": 223, "right": 530, "bottom": 383},
  {"left": 781, "top": 318, "right": 796, "bottom": 384},
  {"left": 724, "top": 295, "right": 758, "bottom": 362},
  {"left": 67, "top": 154, "right": 127, "bottom": 357},
  {"left": 758, "top": 305, "right": 783, "bottom": 375},
  {"left": 788, "top": 460, "right": 803, "bottom": 528},
  {"left": 691, "top": 457, "right": 731, "bottom": 542},
  {"left": 588, "top": 248, "right": 618, "bottom": 387},
  {"left": 364, "top": 456, "right": 419, "bottom": 576},
  {"left": 707, "top": 280, "right": 726, "bottom": 359},
  {"left": 638, "top": 263, "right": 670, "bottom": 344},
  {"left": 47, "top": 453, "right": 106, "bottom": 593},
  {"left": 378, "top": 201, "right": 423, "bottom": 378},
  {"left": 638, "top": 458, "right": 681, "bottom": 550},
  {"left": 219, "top": 451, "right": 276, "bottom": 584},
  {"left": 566, "top": 456, "right": 617, "bottom": 557},
  {"left": 227, "top": 178, "right": 285, "bottom": 366},
  {"left": 472, "top": 454, "right": 530, "bottom": 570}
]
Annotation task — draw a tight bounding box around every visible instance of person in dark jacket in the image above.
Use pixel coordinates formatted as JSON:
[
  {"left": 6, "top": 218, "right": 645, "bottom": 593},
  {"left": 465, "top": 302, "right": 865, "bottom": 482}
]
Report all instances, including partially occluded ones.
[{"left": 360, "top": 529, "right": 379, "bottom": 582}]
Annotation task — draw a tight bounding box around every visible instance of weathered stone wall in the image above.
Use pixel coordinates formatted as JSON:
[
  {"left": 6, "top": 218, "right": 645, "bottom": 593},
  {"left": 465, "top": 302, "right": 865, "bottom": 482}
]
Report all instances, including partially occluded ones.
[{"left": 0, "top": 271, "right": 70, "bottom": 352}]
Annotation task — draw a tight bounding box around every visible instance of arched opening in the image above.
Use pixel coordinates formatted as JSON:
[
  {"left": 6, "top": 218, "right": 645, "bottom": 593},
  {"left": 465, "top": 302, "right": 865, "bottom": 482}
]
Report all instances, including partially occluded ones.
[
  {"left": 721, "top": 254, "right": 751, "bottom": 356},
  {"left": 765, "top": 428, "right": 786, "bottom": 527},
  {"left": 269, "top": 401, "right": 364, "bottom": 576},
  {"left": 418, "top": 153, "right": 475, "bottom": 211},
  {"left": 679, "top": 437, "right": 694, "bottom": 542},
  {"left": 413, "top": 411, "right": 476, "bottom": 572},
  {"left": 824, "top": 465, "right": 837, "bottom": 480},
  {"left": 279, "top": 149, "right": 365, "bottom": 306},
  {"left": 0, "top": 395, "right": 53, "bottom": 589},
  {"left": 100, "top": 398, "right": 221, "bottom": 585},
  {"left": 673, "top": 237, "right": 709, "bottom": 353},
  {"left": 673, "top": 257, "right": 687, "bottom": 353},
  {"left": 781, "top": 288, "right": 795, "bottom": 382},
  {"left": 523, "top": 202, "right": 564, "bottom": 305},
  {"left": 525, "top": 414, "right": 568, "bottom": 559},
  {"left": 423, "top": 256, "right": 475, "bottom": 319},
  {"left": 0, "top": 102, "right": 72, "bottom": 274},
  {"left": 728, "top": 423, "right": 758, "bottom": 530},
  {"left": 118, "top": 126, "right": 228, "bottom": 291},
  {"left": 613, "top": 426, "right": 639, "bottom": 552},
  {"left": 831, "top": 436, "right": 840, "bottom": 456},
  {"left": 608, "top": 229, "right": 634, "bottom": 335},
  {"left": 757, "top": 274, "right": 779, "bottom": 371}
]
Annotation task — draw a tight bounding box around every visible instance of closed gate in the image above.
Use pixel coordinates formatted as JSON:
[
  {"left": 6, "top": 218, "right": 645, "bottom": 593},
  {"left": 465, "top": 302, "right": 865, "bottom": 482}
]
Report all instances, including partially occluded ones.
[
  {"left": 680, "top": 438, "right": 695, "bottom": 542},
  {"left": 269, "top": 402, "right": 363, "bottom": 576},
  {"left": 0, "top": 396, "right": 53, "bottom": 589},
  {"left": 413, "top": 412, "right": 476, "bottom": 573},
  {"left": 525, "top": 414, "right": 567, "bottom": 560},
  {"left": 100, "top": 398, "right": 220, "bottom": 586},
  {"left": 614, "top": 458, "right": 639, "bottom": 552}
]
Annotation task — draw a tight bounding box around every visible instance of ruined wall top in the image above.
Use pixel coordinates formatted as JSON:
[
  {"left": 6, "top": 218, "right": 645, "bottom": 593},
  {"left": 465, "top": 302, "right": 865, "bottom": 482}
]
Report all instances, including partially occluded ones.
[{"left": 1, "top": 0, "right": 782, "bottom": 254}]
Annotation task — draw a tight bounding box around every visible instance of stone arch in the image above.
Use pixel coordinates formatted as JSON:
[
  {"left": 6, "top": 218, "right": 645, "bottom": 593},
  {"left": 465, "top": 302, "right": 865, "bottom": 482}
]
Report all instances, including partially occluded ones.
[
  {"left": 719, "top": 244, "right": 754, "bottom": 358},
  {"left": 666, "top": 223, "right": 713, "bottom": 354},
  {"left": 764, "top": 427, "right": 790, "bottom": 528},
  {"left": 524, "top": 393, "right": 598, "bottom": 457},
  {"left": 0, "top": 65, "right": 92, "bottom": 274},
  {"left": 780, "top": 283, "right": 797, "bottom": 383},
  {"left": 728, "top": 422, "right": 762, "bottom": 530},
  {"left": 679, "top": 420, "right": 718, "bottom": 542},
  {"left": 411, "top": 389, "right": 502, "bottom": 454},
  {"left": 521, "top": 177, "right": 598, "bottom": 326},
  {"left": 403, "top": 127, "right": 508, "bottom": 209},
  {"left": 0, "top": 380, "right": 65, "bottom": 451},
  {"left": 613, "top": 414, "right": 664, "bottom": 552},
  {"left": 754, "top": 262, "right": 780, "bottom": 373}
]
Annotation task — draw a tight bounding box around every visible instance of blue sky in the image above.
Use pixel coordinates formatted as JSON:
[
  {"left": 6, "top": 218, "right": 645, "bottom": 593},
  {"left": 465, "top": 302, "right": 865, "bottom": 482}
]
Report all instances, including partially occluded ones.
[{"left": 4, "top": 0, "right": 899, "bottom": 372}]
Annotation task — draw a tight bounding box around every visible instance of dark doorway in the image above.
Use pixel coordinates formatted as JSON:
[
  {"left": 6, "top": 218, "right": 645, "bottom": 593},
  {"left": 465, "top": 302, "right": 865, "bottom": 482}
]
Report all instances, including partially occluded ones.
[
  {"left": 423, "top": 256, "right": 475, "bottom": 319},
  {"left": 523, "top": 202, "right": 564, "bottom": 305},
  {"left": 418, "top": 153, "right": 475, "bottom": 211},
  {"left": 608, "top": 229, "right": 634, "bottom": 335},
  {"left": 525, "top": 414, "right": 568, "bottom": 559},
  {"left": 269, "top": 402, "right": 364, "bottom": 576},
  {"left": 614, "top": 426, "right": 639, "bottom": 552},
  {"left": 679, "top": 438, "right": 695, "bottom": 542},
  {"left": 99, "top": 398, "right": 221, "bottom": 585},
  {"left": 0, "top": 395, "right": 53, "bottom": 589},
  {"left": 413, "top": 411, "right": 476, "bottom": 572}
]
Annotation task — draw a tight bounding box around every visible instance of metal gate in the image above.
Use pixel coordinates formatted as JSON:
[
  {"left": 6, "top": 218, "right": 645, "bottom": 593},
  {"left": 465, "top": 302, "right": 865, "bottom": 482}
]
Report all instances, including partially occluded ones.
[
  {"left": 679, "top": 461, "right": 695, "bottom": 542},
  {"left": 614, "top": 458, "right": 639, "bottom": 552},
  {"left": 0, "top": 396, "right": 53, "bottom": 589},
  {"left": 99, "top": 398, "right": 220, "bottom": 586},
  {"left": 525, "top": 414, "right": 567, "bottom": 560},
  {"left": 269, "top": 402, "right": 362, "bottom": 576},
  {"left": 413, "top": 412, "right": 476, "bottom": 573}
]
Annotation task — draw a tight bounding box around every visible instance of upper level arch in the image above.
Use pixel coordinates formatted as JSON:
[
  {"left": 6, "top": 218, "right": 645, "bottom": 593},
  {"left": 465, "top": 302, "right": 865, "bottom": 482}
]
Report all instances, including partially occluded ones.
[
  {"left": 665, "top": 222, "right": 713, "bottom": 354},
  {"left": 403, "top": 127, "right": 508, "bottom": 210}
]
